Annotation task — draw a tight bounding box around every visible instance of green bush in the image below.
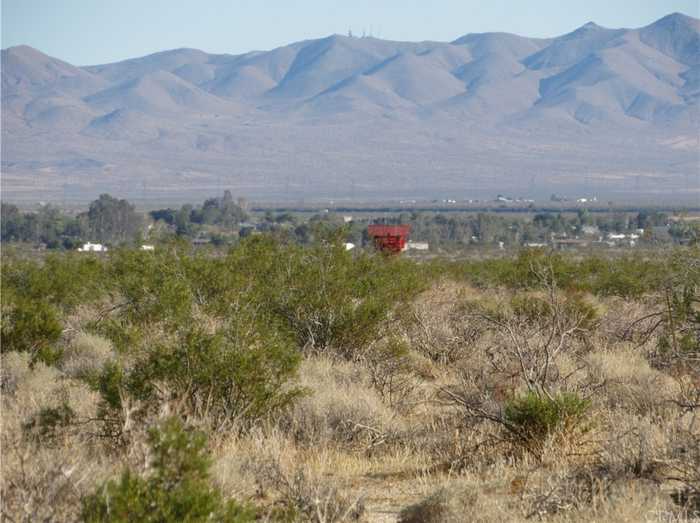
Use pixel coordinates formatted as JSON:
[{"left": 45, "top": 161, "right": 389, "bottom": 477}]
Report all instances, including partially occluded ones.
[
  {"left": 503, "top": 392, "right": 591, "bottom": 450},
  {"left": 1, "top": 252, "right": 107, "bottom": 366},
  {"left": 90, "top": 323, "right": 302, "bottom": 433},
  {"left": 0, "top": 297, "right": 63, "bottom": 365},
  {"left": 444, "top": 248, "right": 674, "bottom": 299},
  {"left": 1, "top": 252, "right": 105, "bottom": 310},
  {"left": 104, "top": 247, "right": 195, "bottom": 333},
  {"left": 657, "top": 248, "right": 700, "bottom": 356},
  {"left": 221, "top": 234, "right": 426, "bottom": 356},
  {"left": 82, "top": 244, "right": 303, "bottom": 430},
  {"left": 81, "top": 417, "right": 256, "bottom": 522},
  {"left": 510, "top": 291, "right": 601, "bottom": 332}
]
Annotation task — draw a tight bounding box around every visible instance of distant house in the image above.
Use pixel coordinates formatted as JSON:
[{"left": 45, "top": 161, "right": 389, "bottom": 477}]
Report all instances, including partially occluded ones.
[
  {"left": 581, "top": 225, "right": 599, "bottom": 236},
  {"left": 407, "top": 241, "right": 429, "bottom": 251},
  {"left": 343, "top": 216, "right": 353, "bottom": 223},
  {"left": 78, "top": 242, "right": 107, "bottom": 252},
  {"left": 140, "top": 245, "right": 155, "bottom": 251},
  {"left": 607, "top": 233, "right": 626, "bottom": 240},
  {"left": 344, "top": 242, "right": 355, "bottom": 251}
]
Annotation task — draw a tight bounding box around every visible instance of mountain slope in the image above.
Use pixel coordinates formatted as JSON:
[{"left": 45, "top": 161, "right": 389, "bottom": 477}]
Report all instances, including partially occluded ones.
[{"left": 2, "top": 13, "right": 698, "bottom": 203}]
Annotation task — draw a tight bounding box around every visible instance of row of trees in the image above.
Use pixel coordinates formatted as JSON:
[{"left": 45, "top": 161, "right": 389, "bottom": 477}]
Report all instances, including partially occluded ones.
[
  {"left": 383, "top": 209, "right": 695, "bottom": 248},
  {"left": 150, "top": 190, "right": 248, "bottom": 236},
  {"left": 0, "top": 191, "right": 248, "bottom": 247},
  {"left": 2, "top": 193, "right": 697, "bottom": 250},
  {"left": 1, "top": 195, "right": 142, "bottom": 248}
]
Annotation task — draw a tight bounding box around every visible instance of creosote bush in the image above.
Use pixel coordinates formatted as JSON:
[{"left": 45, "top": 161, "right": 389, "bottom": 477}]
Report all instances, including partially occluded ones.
[
  {"left": 90, "top": 324, "right": 303, "bottom": 437},
  {"left": 220, "top": 233, "right": 426, "bottom": 356},
  {"left": 449, "top": 248, "right": 671, "bottom": 298},
  {"left": 504, "top": 392, "right": 591, "bottom": 448},
  {"left": 81, "top": 417, "right": 256, "bottom": 522},
  {"left": 0, "top": 297, "right": 63, "bottom": 365}
]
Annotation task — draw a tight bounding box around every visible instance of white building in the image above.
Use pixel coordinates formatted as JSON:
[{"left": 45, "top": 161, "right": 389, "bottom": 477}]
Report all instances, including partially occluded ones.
[
  {"left": 344, "top": 242, "right": 355, "bottom": 251},
  {"left": 140, "top": 245, "right": 155, "bottom": 251},
  {"left": 78, "top": 242, "right": 107, "bottom": 252},
  {"left": 406, "top": 241, "right": 429, "bottom": 251}
]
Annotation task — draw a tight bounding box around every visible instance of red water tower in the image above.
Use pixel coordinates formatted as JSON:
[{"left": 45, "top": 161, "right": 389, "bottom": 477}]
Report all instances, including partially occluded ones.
[{"left": 367, "top": 224, "right": 411, "bottom": 253}]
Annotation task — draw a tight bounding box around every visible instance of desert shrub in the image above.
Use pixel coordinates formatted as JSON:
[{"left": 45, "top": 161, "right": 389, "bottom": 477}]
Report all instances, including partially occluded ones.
[
  {"left": 398, "top": 489, "right": 452, "bottom": 523},
  {"left": 22, "top": 402, "right": 77, "bottom": 444},
  {"left": 1, "top": 252, "right": 105, "bottom": 309},
  {"left": 398, "top": 484, "right": 502, "bottom": 523},
  {"left": 0, "top": 351, "right": 33, "bottom": 394},
  {"left": 510, "top": 291, "right": 602, "bottom": 332},
  {"left": 0, "top": 297, "right": 63, "bottom": 365},
  {"left": 222, "top": 234, "right": 426, "bottom": 356},
  {"left": 597, "top": 412, "right": 668, "bottom": 479},
  {"left": 444, "top": 248, "right": 676, "bottom": 298},
  {"left": 503, "top": 392, "right": 591, "bottom": 452},
  {"left": 90, "top": 323, "right": 302, "bottom": 435},
  {"left": 362, "top": 337, "right": 418, "bottom": 409},
  {"left": 585, "top": 255, "right": 667, "bottom": 298},
  {"left": 586, "top": 345, "right": 679, "bottom": 417},
  {"left": 455, "top": 283, "right": 596, "bottom": 400},
  {"left": 0, "top": 351, "right": 63, "bottom": 406},
  {"left": 248, "top": 456, "right": 364, "bottom": 523},
  {"left": 1, "top": 432, "right": 95, "bottom": 522},
  {"left": 1, "top": 252, "right": 108, "bottom": 366},
  {"left": 657, "top": 249, "right": 700, "bottom": 358},
  {"left": 452, "top": 249, "right": 578, "bottom": 291},
  {"left": 78, "top": 244, "right": 303, "bottom": 434},
  {"left": 404, "top": 281, "right": 489, "bottom": 364},
  {"left": 272, "top": 468, "right": 365, "bottom": 523},
  {"left": 281, "top": 357, "right": 402, "bottom": 451},
  {"left": 60, "top": 331, "right": 114, "bottom": 380},
  {"left": 667, "top": 428, "right": 700, "bottom": 517},
  {"left": 81, "top": 417, "right": 256, "bottom": 522},
  {"left": 103, "top": 247, "right": 196, "bottom": 331}
]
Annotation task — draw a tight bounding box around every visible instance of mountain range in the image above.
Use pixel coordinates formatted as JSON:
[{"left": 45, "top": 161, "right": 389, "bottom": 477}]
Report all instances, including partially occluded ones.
[{"left": 2, "top": 13, "right": 699, "bottom": 203}]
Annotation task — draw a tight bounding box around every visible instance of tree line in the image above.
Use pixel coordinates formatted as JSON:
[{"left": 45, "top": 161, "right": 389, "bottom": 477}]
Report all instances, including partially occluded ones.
[{"left": 2, "top": 193, "right": 697, "bottom": 250}]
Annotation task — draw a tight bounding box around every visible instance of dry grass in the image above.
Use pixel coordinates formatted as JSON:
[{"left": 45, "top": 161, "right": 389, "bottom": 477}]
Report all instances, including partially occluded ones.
[
  {"left": 60, "top": 331, "right": 114, "bottom": 380},
  {"left": 2, "top": 280, "right": 698, "bottom": 522}
]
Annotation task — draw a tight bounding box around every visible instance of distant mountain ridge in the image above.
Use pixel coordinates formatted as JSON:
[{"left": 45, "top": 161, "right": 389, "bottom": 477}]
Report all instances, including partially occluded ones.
[{"left": 2, "top": 13, "right": 699, "bottom": 203}]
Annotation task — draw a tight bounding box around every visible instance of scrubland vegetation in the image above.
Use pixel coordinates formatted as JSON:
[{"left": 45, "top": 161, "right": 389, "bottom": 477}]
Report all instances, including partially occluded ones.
[{"left": 1, "top": 237, "right": 699, "bottom": 522}]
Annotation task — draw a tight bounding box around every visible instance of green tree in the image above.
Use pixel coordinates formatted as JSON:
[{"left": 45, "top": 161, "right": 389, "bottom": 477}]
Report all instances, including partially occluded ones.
[
  {"left": 82, "top": 194, "right": 143, "bottom": 244},
  {"left": 1, "top": 203, "right": 24, "bottom": 241}
]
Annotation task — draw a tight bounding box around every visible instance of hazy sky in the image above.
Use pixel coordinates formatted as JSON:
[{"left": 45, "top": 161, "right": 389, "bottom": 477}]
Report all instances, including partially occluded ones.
[{"left": 3, "top": 0, "right": 698, "bottom": 65}]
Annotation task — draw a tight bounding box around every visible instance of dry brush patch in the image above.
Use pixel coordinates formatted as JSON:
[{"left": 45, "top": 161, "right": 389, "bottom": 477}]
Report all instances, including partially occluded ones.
[{"left": 1, "top": 247, "right": 698, "bottom": 522}]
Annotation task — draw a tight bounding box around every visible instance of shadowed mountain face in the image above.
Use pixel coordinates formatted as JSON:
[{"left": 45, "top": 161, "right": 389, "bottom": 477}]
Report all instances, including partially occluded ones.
[{"left": 2, "top": 13, "right": 699, "bottom": 203}]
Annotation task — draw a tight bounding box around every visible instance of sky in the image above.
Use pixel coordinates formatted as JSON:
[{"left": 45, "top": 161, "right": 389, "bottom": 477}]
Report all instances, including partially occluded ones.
[{"left": 2, "top": 0, "right": 699, "bottom": 65}]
